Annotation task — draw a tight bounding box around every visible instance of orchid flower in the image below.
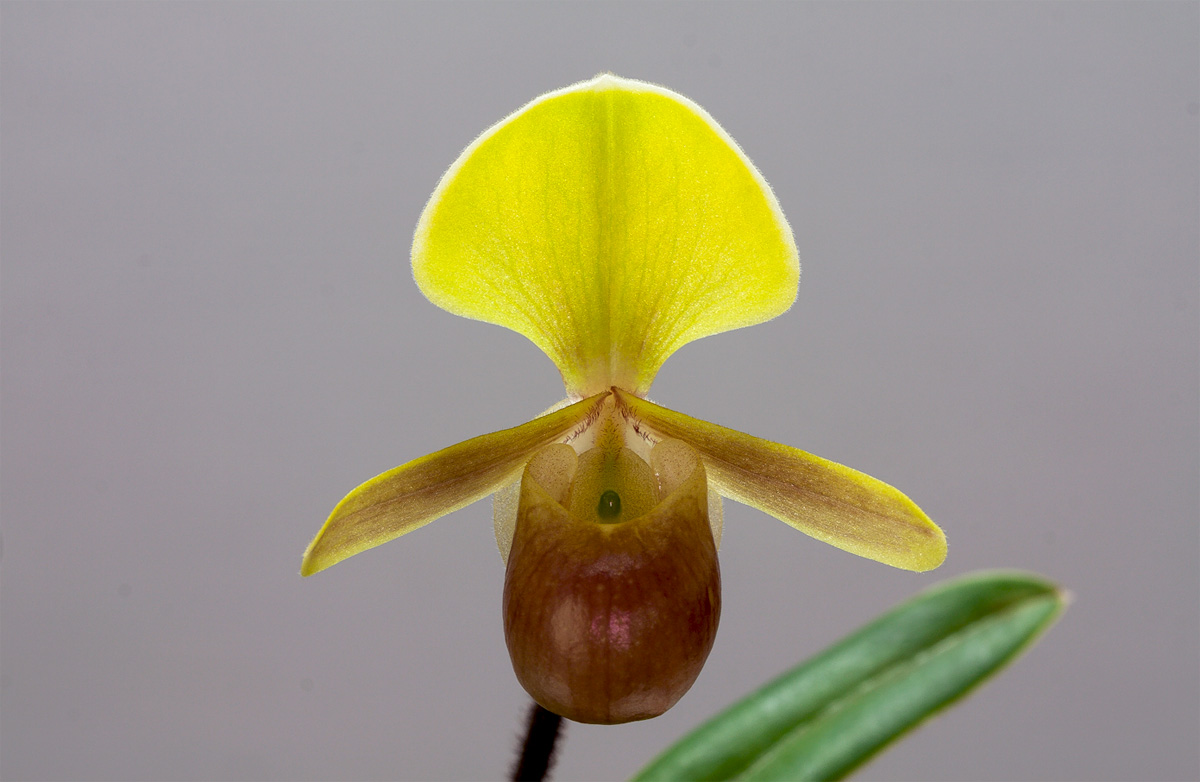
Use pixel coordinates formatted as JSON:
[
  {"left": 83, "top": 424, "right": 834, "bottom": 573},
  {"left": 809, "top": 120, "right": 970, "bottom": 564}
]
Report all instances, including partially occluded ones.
[{"left": 302, "top": 75, "right": 946, "bottom": 725}]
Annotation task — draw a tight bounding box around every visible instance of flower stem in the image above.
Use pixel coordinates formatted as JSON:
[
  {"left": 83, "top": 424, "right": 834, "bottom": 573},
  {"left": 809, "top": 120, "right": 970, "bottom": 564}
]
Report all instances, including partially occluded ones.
[{"left": 511, "top": 701, "right": 565, "bottom": 782}]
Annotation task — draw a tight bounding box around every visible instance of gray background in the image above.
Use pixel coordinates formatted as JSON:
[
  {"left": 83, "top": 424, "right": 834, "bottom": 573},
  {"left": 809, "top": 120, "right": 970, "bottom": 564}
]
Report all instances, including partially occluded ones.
[{"left": 2, "top": 3, "right": 1197, "bottom": 781}]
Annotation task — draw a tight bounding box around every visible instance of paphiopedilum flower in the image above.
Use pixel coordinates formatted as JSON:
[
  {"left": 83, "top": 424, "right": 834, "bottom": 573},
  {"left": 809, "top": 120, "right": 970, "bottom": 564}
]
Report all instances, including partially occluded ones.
[{"left": 302, "top": 74, "right": 946, "bottom": 725}]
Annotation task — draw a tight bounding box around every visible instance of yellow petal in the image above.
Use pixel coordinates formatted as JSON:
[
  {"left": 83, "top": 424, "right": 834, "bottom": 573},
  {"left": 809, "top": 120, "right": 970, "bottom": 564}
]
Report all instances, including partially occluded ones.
[
  {"left": 613, "top": 390, "right": 946, "bottom": 572},
  {"left": 413, "top": 74, "right": 798, "bottom": 397},
  {"left": 301, "top": 392, "right": 610, "bottom": 576}
]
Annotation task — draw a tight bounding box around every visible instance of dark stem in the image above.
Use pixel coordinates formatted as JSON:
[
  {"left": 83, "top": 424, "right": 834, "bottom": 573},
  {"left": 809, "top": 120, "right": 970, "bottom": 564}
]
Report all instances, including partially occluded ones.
[{"left": 511, "top": 701, "right": 565, "bottom": 782}]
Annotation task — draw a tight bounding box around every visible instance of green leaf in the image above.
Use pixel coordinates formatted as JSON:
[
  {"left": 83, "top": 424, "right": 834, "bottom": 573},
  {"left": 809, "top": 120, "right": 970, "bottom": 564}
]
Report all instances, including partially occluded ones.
[{"left": 632, "top": 570, "right": 1066, "bottom": 782}]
